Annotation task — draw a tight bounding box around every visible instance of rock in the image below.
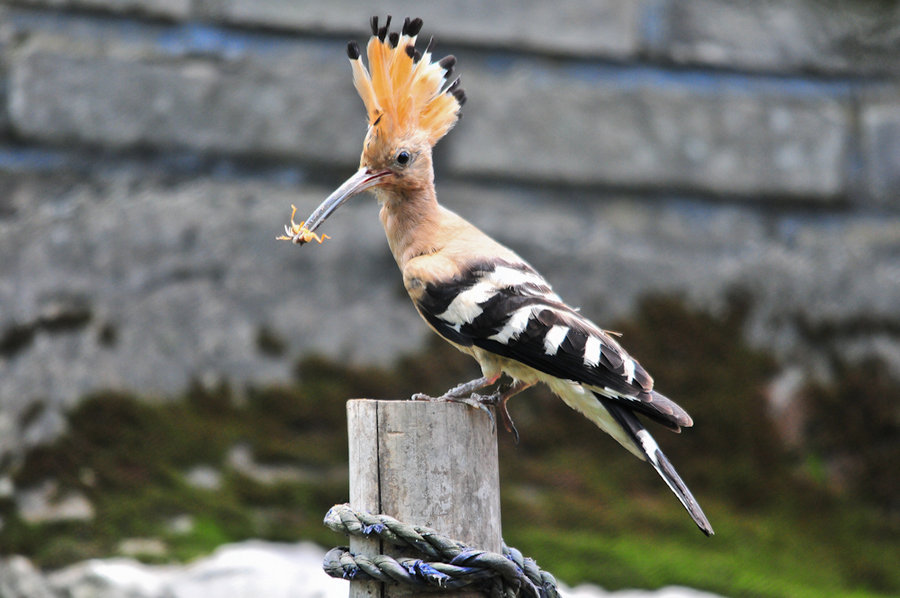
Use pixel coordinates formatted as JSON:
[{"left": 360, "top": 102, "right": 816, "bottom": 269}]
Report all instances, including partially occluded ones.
[
  {"left": 0, "top": 541, "right": 724, "bottom": 598},
  {"left": 0, "top": 556, "right": 58, "bottom": 598},
  {"left": 16, "top": 480, "right": 95, "bottom": 524},
  {"left": 0, "top": 412, "right": 19, "bottom": 471},
  {"left": 165, "top": 515, "right": 195, "bottom": 536},
  {"left": 0, "top": 476, "right": 14, "bottom": 499},
  {"left": 45, "top": 541, "right": 347, "bottom": 598},
  {"left": 48, "top": 559, "right": 170, "bottom": 598},
  {"left": 765, "top": 367, "right": 808, "bottom": 449},
  {"left": 226, "top": 444, "right": 319, "bottom": 485},
  {"left": 116, "top": 539, "right": 169, "bottom": 560},
  {"left": 183, "top": 466, "right": 222, "bottom": 492},
  {"left": 566, "top": 585, "right": 724, "bottom": 598}
]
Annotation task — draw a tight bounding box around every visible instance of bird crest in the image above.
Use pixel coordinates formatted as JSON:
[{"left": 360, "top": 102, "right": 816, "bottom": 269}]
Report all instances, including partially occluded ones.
[{"left": 347, "top": 16, "right": 466, "bottom": 149}]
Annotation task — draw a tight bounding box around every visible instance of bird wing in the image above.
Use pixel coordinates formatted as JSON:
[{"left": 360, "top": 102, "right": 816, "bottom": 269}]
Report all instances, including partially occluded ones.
[{"left": 413, "top": 258, "right": 692, "bottom": 430}]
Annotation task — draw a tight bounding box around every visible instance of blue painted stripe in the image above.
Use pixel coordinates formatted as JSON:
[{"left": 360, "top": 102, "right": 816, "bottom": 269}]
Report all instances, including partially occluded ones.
[{"left": 0, "top": 146, "right": 73, "bottom": 172}]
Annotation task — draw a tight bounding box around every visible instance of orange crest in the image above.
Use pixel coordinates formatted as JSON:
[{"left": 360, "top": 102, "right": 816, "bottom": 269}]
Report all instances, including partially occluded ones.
[{"left": 347, "top": 16, "right": 466, "bottom": 148}]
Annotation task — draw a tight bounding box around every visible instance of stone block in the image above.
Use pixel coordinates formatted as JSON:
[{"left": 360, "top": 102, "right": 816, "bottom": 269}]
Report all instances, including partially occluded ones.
[
  {"left": 12, "top": 0, "right": 191, "bottom": 19},
  {"left": 202, "top": 0, "right": 642, "bottom": 59},
  {"left": 658, "top": 0, "right": 900, "bottom": 75},
  {"left": 0, "top": 6, "right": 10, "bottom": 138},
  {"left": 8, "top": 35, "right": 364, "bottom": 166},
  {"left": 450, "top": 64, "right": 850, "bottom": 198},
  {"left": 861, "top": 93, "right": 900, "bottom": 206},
  {"left": 0, "top": 80, "right": 7, "bottom": 141}
]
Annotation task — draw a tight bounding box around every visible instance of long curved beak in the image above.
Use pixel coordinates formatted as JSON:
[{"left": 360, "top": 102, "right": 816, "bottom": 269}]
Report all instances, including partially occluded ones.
[{"left": 301, "top": 167, "right": 390, "bottom": 236}]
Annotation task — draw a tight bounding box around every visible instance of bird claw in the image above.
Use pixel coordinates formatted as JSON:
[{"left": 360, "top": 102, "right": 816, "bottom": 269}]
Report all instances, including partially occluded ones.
[
  {"left": 485, "top": 391, "right": 520, "bottom": 445},
  {"left": 276, "top": 204, "right": 330, "bottom": 245},
  {"left": 470, "top": 391, "right": 501, "bottom": 405},
  {"left": 456, "top": 395, "right": 497, "bottom": 429},
  {"left": 505, "top": 413, "right": 520, "bottom": 445}
]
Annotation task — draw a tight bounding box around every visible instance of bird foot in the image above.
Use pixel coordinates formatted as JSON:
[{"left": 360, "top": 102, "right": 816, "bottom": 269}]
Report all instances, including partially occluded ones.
[{"left": 411, "top": 391, "right": 500, "bottom": 429}]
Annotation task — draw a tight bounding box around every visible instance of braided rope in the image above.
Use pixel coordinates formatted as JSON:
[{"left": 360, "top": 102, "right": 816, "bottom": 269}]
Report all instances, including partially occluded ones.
[{"left": 323, "top": 503, "right": 560, "bottom": 597}]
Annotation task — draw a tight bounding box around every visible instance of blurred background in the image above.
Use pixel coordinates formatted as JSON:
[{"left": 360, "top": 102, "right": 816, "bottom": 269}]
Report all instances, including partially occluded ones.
[{"left": 0, "top": 1, "right": 898, "bottom": 597}]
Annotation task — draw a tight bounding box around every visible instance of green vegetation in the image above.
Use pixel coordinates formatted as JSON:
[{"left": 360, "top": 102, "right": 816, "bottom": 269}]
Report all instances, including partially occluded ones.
[{"left": 1, "top": 296, "right": 897, "bottom": 597}]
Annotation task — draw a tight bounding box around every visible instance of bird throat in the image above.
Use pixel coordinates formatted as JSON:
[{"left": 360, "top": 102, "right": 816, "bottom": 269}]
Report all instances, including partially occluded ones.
[{"left": 377, "top": 185, "right": 443, "bottom": 269}]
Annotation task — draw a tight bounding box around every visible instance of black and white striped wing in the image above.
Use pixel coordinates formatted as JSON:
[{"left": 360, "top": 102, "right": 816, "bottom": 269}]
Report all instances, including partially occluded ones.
[{"left": 415, "top": 259, "right": 691, "bottom": 429}]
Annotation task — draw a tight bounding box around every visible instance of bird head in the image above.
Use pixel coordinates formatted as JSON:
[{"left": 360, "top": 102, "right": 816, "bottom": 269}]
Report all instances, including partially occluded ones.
[{"left": 294, "top": 16, "right": 465, "bottom": 242}]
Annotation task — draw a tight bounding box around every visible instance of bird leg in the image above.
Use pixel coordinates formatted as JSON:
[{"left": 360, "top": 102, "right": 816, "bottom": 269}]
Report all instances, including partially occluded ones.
[
  {"left": 411, "top": 374, "right": 502, "bottom": 425},
  {"left": 489, "top": 381, "right": 534, "bottom": 444}
]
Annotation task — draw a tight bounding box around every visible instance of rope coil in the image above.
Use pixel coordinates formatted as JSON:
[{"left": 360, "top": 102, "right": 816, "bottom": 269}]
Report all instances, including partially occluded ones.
[{"left": 323, "top": 503, "right": 560, "bottom": 597}]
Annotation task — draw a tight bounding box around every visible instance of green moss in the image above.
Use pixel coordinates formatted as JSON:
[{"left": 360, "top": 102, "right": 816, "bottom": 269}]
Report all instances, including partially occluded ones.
[
  {"left": 2, "top": 377, "right": 352, "bottom": 566},
  {"left": 2, "top": 295, "right": 898, "bottom": 597},
  {"left": 805, "top": 358, "right": 900, "bottom": 513}
]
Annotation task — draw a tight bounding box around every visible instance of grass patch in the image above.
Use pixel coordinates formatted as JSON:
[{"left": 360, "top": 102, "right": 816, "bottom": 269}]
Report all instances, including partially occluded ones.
[{"left": 2, "top": 379, "right": 351, "bottom": 567}]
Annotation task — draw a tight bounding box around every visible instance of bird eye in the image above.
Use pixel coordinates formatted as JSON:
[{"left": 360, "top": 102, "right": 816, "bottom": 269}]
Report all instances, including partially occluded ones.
[{"left": 395, "top": 150, "right": 411, "bottom": 166}]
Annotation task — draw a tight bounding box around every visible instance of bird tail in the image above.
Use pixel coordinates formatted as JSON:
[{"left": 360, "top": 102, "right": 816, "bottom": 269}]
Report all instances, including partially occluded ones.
[{"left": 601, "top": 399, "right": 714, "bottom": 536}]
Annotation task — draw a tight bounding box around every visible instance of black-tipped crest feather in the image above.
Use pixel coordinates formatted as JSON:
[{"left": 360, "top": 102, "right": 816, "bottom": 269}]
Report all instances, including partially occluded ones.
[
  {"left": 408, "top": 17, "right": 423, "bottom": 36},
  {"left": 349, "top": 16, "right": 463, "bottom": 146}
]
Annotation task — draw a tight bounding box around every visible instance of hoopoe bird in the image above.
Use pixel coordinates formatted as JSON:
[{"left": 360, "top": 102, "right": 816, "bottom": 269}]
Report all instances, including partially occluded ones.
[{"left": 284, "top": 16, "right": 713, "bottom": 536}]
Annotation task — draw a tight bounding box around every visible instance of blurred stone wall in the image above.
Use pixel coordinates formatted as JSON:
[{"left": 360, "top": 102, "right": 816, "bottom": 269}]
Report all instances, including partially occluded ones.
[{"left": 0, "top": 1, "right": 899, "bottom": 466}]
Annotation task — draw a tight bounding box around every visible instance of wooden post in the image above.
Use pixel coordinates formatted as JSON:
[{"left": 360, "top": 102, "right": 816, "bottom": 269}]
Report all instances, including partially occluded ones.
[{"left": 347, "top": 399, "right": 502, "bottom": 597}]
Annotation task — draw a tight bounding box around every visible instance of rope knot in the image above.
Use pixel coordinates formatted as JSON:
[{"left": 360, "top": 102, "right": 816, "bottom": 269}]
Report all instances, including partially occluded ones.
[{"left": 323, "top": 503, "right": 559, "bottom": 597}]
